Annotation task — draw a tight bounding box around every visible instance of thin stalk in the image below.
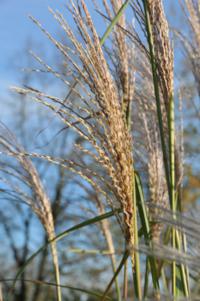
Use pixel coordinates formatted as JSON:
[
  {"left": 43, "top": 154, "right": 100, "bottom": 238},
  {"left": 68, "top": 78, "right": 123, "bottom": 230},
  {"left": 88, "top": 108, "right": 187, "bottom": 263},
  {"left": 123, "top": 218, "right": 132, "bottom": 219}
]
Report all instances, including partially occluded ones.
[
  {"left": 123, "top": 259, "right": 128, "bottom": 300},
  {"left": 169, "top": 95, "right": 189, "bottom": 298},
  {"left": 172, "top": 228, "right": 177, "bottom": 297},
  {"left": 161, "top": 268, "right": 169, "bottom": 294},
  {"left": 99, "top": 204, "right": 121, "bottom": 301},
  {"left": 101, "top": 251, "right": 129, "bottom": 301},
  {"left": 108, "top": 248, "right": 121, "bottom": 301},
  {"left": 175, "top": 230, "right": 189, "bottom": 297},
  {"left": 182, "top": 232, "right": 190, "bottom": 295},
  {"left": 177, "top": 190, "right": 190, "bottom": 296},
  {"left": 135, "top": 172, "right": 159, "bottom": 291},
  {"left": 169, "top": 95, "right": 177, "bottom": 297},
  {"left": 156, "top": 224, "right": 190, "bottom": 297},
  {"left": 123, "top": 55, "right": 142, "bottom": 299},
  {"left": 50, "top": 242, "right": 62, "bottom": 301},
  {"left": 169, "top": 96, "right": 175, "bottom": 211},
  {"left": 143, "top": 257, "right": 150, "bottom": 298},
  {"left": 132, "top": 173, "right": 142, "bottom": 300}
]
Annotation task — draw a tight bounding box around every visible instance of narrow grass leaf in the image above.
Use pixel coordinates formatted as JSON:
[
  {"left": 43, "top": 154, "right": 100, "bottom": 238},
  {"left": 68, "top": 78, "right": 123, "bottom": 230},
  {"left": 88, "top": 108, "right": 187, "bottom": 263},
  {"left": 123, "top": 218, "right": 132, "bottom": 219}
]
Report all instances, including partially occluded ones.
[
  {"left": 3, "top": 279, "right": 113, "bottom": 301},
  {"left": 13, "top": 209, "right": 121, "bottom": 288},
  {"left": 101, "top": 250, "right": 129, "bottom": 301}
]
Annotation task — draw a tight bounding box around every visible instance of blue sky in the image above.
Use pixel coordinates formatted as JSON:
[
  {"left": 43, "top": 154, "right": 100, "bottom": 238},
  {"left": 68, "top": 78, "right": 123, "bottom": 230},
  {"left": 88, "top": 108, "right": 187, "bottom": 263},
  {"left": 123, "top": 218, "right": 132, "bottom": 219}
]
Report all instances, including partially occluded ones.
[
  {"left": 0, "top": 0, "right": 66, "bottom": 96},
  {"left": 0, "top": 0, "right": 181, "bottom": 98}
]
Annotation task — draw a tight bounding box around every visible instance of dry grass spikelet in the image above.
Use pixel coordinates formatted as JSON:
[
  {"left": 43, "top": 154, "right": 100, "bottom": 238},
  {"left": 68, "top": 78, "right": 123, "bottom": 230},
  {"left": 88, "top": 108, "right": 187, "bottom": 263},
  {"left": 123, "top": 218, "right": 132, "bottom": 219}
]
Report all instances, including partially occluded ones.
[
  {"left": 148, "top": 0, "right": 174, "bottom": 107},
  {"left": 148, "top": 147, "right": 168, "bottom": 243},
  {"left": 101, "top": 0, "right": 135, "bottom": 121},
  {"left": 0, "top": 123, "right": 61, "bottom": 299},
  {"left": 178, "top": 0, "right": 200, "bottom": 95},
  {"left": 184, "top": 0, "right": 200, "bottom": 47}
]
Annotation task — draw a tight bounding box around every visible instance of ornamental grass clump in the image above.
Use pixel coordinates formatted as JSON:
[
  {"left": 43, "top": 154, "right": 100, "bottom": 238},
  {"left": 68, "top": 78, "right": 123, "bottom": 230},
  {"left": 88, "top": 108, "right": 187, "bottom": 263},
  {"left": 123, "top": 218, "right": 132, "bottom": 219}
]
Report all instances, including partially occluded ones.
[{"left": 3, "top": 0, "right": 200, "bottom": 300}]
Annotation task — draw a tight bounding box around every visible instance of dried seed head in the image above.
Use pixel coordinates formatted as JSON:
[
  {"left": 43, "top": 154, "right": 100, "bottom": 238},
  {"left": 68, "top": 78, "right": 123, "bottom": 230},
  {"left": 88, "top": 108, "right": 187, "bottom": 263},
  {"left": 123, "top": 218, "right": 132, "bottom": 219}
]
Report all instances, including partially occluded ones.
[
  {"left": 0, "top": 123, "right": 60, "bottom": 294},
  {"left": 101, "top": 0, "right": 135, "bottom": 119},
  {"left": 185, "top": 0, "right": 200, "bottom": 48},
  {"left": 70, "top": 1, "right": 135, "bottom": 247},
  {"left": 148, "top": 148, "right": 168, "bottom": 243},
  {"left": 17, "top": 0, "right": 136, "bottom": 252},
  {"left": 148, "top": 0, "right": 174, "bottom": 107},
  {"left": 178, "top": 0, "right": 200, "bottom": 95}
]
